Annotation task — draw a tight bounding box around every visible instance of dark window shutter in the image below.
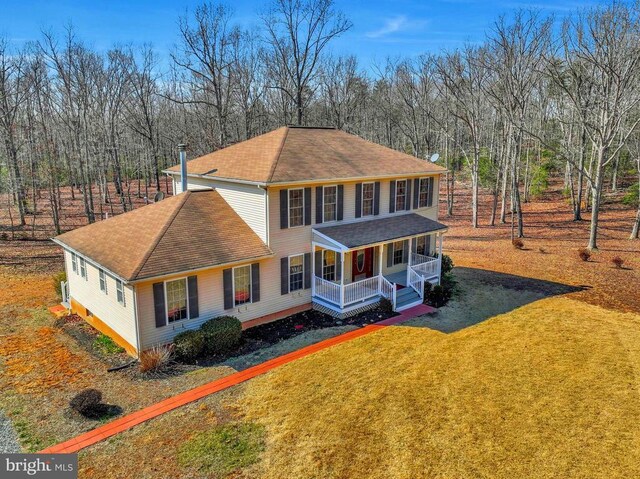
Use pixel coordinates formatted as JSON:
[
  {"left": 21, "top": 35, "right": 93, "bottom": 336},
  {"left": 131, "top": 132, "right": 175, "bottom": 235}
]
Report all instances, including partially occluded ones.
[
  {"left": 355, "top": 183, "right": 362, "bottom": 218},
  {"left": 187, "top": 276, "right": 199, "bottom": 319},
  {"left": 411, "top": 238, "right": 417, "bottom": 254},
  {"left": 316, "top": 186, "right": 323, "bottom": 224},
  {"left": 223, "top": 268, "right": 233, "bottom": 310},
  {"left": 337, "top": 185, "right": 344, "bottom": 221},
  {"left": 315, "top": 250, "right": 322, "bottom": 279},
  {"left": 251, "top": 263, "right": 260, "bottom": 302},
  {"left": 304, "top": 252, "right": 311, "bottom": 289},
  {"left": 413, "top": 178, "right": 420, "bottom": 208},
  {"left": 335, "top": 252, "right": 342, "bottom": 282},
  {"left": 426, "top": 235, "right": 432, "bottom": 256},
  {"left": 304, "top": 187, "right": 312, "bottom": 225},
  {"left": 281, "top": 257, "right": 289, "bottom": 295},
  {"left": 405, "top": 180, "right": 412, "bottom": 211},
  {"left": 387, "top": 244, "right": 393, "bottom": 267},
  {"left": 153, "top": 282, "right": 166, "bottom": 328},
  {"left": 429, "top": 177, "right": 435, "bottom": 207},
  {"left": 402, "top": 240, "right": 409, "bottom": 263},
  {"left": 389, "top": 181, "right": 396, "bottom": 213},
  {"left": 374, "top": 182, "right": 381, "bottom": 215},
  {"left": 280, "top": 189, "right": 288, "bottom": 229}
]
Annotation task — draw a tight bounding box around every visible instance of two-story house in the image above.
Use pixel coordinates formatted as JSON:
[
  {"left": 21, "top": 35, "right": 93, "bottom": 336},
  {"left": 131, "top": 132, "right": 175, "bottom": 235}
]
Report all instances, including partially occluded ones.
[{"left": 53, "top": 126, "right": 448, "bottom": 356}]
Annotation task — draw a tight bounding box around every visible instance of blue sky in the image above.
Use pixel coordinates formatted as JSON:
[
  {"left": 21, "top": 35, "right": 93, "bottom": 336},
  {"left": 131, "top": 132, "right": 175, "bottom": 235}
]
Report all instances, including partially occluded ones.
[{"left": 1, "top": 0, "right": 612, "bottom": 69}]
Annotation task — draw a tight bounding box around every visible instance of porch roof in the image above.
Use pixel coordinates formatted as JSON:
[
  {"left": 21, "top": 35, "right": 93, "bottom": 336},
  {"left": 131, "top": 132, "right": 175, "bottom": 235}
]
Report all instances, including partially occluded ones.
[{"left": 313, "top": 213, "right": 447, "bottom": 250}]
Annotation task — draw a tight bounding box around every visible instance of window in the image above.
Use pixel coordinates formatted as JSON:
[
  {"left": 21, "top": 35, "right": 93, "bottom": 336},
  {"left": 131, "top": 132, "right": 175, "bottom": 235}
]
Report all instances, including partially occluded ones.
[
  {"left": 289, "top": 255, "right": 304, "bottom": 292},
  {"left": 79, "top": 257, "right": 87, "bottom": 280},
  {"left": 322, "top": 250, "right": 336, "bottom": 281},
  {"left": 323, "top": 186, "right": 337, "bottom": 222},
  {"left": 416, "top": 236, "right": 428, "bottom": 256},
  {"left": 362, "top": 183, "right": 374, "bottom": 217},
  {"left": 99, "top": 269, "right": 108, "bottom": 294},
  {"left": 418, "top": 177, "right": 433, "bottom": 208},
  {"left": 165, "top": 278, "right": 187, "bottom": 322},
  {"left": 288, "top": 189, "right": 304, "bottom": 227},
  {"left": 393, "top": 241, "right": 404, "bottom": 265},
  {"left": 395, "top": 180, "right": 407, "bottom": 211},
  {"left": 71, "top": 253, "right": 78, "bottom": 274},
  {"left": 233, "top": 265, "right": 252, "bottom": 306},
  {"left": 116, "top": 279, "right": 126, "bottom": 307}
]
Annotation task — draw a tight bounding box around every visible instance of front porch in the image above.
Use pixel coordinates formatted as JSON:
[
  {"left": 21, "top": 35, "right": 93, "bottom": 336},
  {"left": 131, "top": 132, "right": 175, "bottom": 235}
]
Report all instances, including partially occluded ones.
[{"left": 311, "top": 214, "right": 447, "bottom": 315}]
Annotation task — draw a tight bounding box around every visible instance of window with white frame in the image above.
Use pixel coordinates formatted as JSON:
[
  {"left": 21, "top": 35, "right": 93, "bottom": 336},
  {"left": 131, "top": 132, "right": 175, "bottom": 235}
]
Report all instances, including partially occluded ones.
[
  {"left": 288, "top": 189, "right": 304, "bottom": 227},
  {"left": 289, "top": 254, "right": 304, "bottom": 292},
  {"left": 71, "top": 253, "right": 78, "bottom": 274},
  {"left": 234, "top": 265, "right": 252, "bottom": 306},
  {"left": 116, "top": 279, "right": 126, "bottom": 306},
  {"left": 393, "top": 241, "right": 404, "bottom": 265},
  {"left": 395, "top": 180, "right": 407, "bottom": 211},
  {"left": 99, "top": 269, "right": 108, "bottom": 294},
  {"left": 418, "top": 177, "right": 433, "bottom": 208},
  {"left": 323, "top": 186, "right": 337, "bottom": 222},
  {"left": 79, "top": 257, "right": 87, "bottom": 280},
  {"left": 362, "top": 183, "right": 374, "bottom": 217},
  {"left": 322, "top": 250, "right": 337, "bottom": 281},
  {"left": 166, "top": 278, "right": 187, "bottom": 322},
  {"left": 416, "top": 236, "right": 428, "bottom": 256}
]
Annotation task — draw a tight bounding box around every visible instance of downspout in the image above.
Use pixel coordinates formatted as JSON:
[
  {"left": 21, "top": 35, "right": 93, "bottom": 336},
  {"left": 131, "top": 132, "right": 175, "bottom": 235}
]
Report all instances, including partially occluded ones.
[{"left": 132, "top": 285, "right": 142, "bottom": 359}]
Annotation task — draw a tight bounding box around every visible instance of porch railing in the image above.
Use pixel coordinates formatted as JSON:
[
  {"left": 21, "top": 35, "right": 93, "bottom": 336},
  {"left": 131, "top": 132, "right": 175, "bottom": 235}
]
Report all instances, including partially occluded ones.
[
  {"left": 314, "top": 276, "right": 341, "bottom": 305},
  {"left": 379, "top": 275, "right": 396, "bottom": 310},
  {"left": 407, "top": 266, "right": 425, "bottom": 299},
  {"left": 410, "top": 254, "right": 440, "bottom": 279},
  {"left": 344, "top": 276, "right": 380, "bottom": 305}
]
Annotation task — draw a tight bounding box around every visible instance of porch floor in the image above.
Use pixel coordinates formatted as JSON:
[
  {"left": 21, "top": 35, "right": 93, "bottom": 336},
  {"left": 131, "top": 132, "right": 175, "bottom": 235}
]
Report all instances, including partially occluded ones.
[{"left": 384, "top": 271, "right": 407, "bottom": 286}]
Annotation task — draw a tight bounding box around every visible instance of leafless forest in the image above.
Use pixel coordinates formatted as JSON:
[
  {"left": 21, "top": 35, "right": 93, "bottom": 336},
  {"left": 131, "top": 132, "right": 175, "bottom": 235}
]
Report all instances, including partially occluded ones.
[{"left": 1, "top": 0, "right": 639, "bottom": 249}]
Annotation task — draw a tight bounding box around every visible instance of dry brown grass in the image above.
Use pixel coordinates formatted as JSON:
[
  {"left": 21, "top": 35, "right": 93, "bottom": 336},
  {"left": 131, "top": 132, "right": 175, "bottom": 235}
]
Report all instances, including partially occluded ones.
[{"left": 236, "top": 297, "right": 640, "bottom": 479}]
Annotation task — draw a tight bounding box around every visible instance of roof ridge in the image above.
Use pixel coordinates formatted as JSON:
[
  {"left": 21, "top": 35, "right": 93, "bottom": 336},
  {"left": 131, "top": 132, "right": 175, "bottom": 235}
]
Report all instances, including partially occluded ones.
[
  {"left": 267, "top": 126, "right": 290, "bottom": 183},
  {"left": 129, "top": 191, "right": 193, "bottom": 280}
]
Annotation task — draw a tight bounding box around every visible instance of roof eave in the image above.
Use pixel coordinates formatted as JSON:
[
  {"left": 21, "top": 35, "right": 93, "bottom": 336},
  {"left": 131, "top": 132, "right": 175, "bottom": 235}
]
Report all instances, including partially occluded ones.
[
  {"left": 163, "top": 170, "right": 268, "bottom": 187},
  {"left": 51, "top": 238, "right": 132, "bottom": 283}
]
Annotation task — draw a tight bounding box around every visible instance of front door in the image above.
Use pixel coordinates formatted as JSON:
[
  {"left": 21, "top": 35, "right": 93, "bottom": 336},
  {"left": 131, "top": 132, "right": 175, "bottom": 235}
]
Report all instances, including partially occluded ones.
[{"left": 352, "top": 247, "right": 374, "bottom": 282}]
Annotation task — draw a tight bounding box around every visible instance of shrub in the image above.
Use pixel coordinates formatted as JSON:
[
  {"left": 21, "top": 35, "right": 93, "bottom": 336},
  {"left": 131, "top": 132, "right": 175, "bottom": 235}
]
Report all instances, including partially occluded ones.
[
  {"left": 200, "top": 316, "right": 242, "bottom": 355},
  {"left": 140, "top": 345, "right": 173, "bottom": 373},
  {"left": 622, "top": 182, "right": 639, "bottom": 206},
  {"left": 173, "top": 330, "right": 205, "bottom": 362},
  {"left": 440, "top": 254, "right": 454, "bottom": 275},
  {"left": 70, "top": 389, "right": 103, "bottom": 417},
  {"left": 612, "top": 256, "right": 625, "bottom": 269},
  {"left": 52, "top": 271, "right": 67, "bottom": 299},
  {"left": 379, "top": 297, "right": 393, "bottom": 314},
  {"left": 427, "top": 284, "right": 453, "bottom": 308},
  {"left": 512, "top": 238, "right": 524, "bottom": 250},
  {"left": 93, "top": 334, "right": 124, "bottom": 355},
  {"left": 422, "top": 281, "right": 432, "bottom": 304},
  {"left": 579, "top": 249, "right": 591, "bottom": 262}
]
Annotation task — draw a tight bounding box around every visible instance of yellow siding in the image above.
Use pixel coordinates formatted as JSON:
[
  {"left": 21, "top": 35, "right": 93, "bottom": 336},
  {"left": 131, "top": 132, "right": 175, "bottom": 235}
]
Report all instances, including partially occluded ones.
[{"left": 64, "top": 250, "right": 137, "bottom": 348}]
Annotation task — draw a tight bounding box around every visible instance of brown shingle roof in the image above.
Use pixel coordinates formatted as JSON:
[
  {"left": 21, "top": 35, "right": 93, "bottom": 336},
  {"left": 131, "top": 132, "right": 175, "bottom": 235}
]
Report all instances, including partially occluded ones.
[
  {"left": 166, "top": 126, "right": 446, "bottom": 184},
  {"left": 54, "top": 190, "right": 272, "bottom": 281}
]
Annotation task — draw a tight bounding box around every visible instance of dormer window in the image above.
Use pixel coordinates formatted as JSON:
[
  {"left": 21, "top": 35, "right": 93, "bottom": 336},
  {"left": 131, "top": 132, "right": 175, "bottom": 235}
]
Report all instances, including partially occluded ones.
[
  {"left": 323, "top": 186, "right": 337, "bottom": 222},
  {"left": 288, "top": 189, "right": 304, "bottom": 227},
  {"left": 395, "top": 180, "right": 407, "bottom": 211}
]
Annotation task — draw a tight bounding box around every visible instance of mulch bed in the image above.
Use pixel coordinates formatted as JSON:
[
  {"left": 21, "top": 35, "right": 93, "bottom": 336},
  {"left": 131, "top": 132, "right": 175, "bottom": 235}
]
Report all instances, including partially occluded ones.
[{"left": 197, "top": 305, "right": 397, "bottom": 366}]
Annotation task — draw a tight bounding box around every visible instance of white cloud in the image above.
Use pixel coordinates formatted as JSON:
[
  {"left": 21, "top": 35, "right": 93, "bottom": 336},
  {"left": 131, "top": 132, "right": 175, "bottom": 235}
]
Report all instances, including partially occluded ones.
[{"left": 366, "top": 15, "right": 410, "bottom": 39}]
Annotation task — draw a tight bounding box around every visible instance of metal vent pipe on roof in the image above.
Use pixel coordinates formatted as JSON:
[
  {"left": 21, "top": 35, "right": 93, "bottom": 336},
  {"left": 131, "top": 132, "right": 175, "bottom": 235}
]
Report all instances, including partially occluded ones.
[{"left": 178, "top": 144, "right": 187, "bottom": 193}]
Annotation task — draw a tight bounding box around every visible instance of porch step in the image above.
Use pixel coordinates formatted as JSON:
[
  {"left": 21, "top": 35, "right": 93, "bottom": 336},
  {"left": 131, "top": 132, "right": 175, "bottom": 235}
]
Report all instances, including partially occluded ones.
[{"left": 395, "top": 287, "right": 423, "bottom": 312}]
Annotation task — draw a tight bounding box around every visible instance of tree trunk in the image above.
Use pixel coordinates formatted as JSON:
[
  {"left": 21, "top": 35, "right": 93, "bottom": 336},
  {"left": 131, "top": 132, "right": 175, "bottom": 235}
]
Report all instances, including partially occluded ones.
[{"left": 588, "top": 147, "right": 606, "bottom": 250}]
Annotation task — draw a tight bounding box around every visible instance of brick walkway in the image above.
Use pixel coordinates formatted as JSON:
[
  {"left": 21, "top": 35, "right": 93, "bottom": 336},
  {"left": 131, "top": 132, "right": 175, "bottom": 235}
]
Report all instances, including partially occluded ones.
[{"left": 41, "top": 303, "right": 436, "bottom": 454}]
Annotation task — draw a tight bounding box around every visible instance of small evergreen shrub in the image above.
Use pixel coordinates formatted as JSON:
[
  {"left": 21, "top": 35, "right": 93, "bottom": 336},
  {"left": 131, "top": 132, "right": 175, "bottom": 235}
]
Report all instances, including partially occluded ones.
[
  {"left": 200, "top": 316, "right": 242, "bottom": 355},
  {"left": 579, "top": 249, "right": 591, "bottom": 262},
  {"left": 422, "top": 281, "right": 432, "bottom": 304},
  {"left": 173, "top": 330, "right": 205, "bottom": 362},
  {"left": 427, "top": 285, "right": 453, "bottom": 308},
  {"left": 622, "top": 182, "right": 639, "bottom": 206},
  {"left": 379, "top": 297, "right": 393, "bottom": 314},
  {"left": 512, "top": 238, "right": 524, "bottom": 250},
  {"left": 52, "top": 271, "right": 67, "bottom": 299},
  {"left": 612, "top": 256, "right": 625, "bottom": 269},
  {"left": 440, "top": 254, "right": 454, "bottom": 275},
  {"left": 70, "top": 389, "right": 103, "bottom": 417}
]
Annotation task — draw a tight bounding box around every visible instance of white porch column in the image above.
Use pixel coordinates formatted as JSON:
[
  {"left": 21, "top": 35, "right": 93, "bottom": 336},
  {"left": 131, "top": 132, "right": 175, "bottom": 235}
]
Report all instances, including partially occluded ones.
[
  {"left": 438, "top": 233, "right": 444, "bottom": 285},
  {"left": 311, "top": 242, "right": 316, "bottom": 296},
  {"left": 378, "top": 244, "right": 384, "bottom": 275},
  {"left": 408, "top": 237, "right": 413, "bottom": 266},
  {"left": 340, "top": 250, "right": 345, "bottom": 308}
]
